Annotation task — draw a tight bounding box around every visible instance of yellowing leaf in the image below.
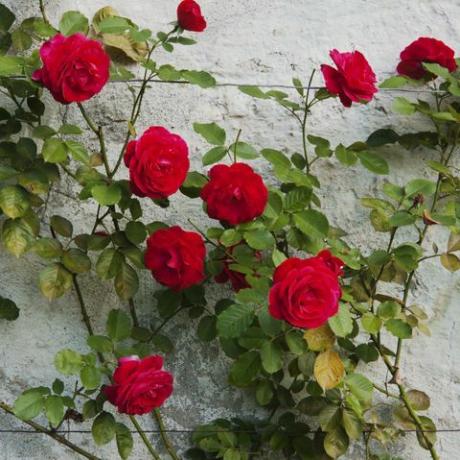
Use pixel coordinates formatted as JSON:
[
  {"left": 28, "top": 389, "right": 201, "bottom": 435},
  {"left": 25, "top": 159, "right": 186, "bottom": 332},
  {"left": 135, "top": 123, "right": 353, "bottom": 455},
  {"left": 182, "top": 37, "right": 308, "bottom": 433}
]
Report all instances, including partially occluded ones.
[
  {"left": 314, "top": 350, "right": 344, "bottom": 390},
  {"left": 304, "top": 324, "right": 335, "bottom": 351}
]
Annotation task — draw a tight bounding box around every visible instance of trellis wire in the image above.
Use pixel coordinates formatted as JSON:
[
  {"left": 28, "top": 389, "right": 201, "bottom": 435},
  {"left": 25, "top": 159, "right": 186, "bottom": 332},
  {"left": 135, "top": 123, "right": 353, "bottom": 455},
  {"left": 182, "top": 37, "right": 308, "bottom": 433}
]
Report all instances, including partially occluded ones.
[
  {"left": 0, "top": 428, "right": 459, "bottom": 434},
  {"left": 4, "top": 75, "right": 445, "bottom": 93}
]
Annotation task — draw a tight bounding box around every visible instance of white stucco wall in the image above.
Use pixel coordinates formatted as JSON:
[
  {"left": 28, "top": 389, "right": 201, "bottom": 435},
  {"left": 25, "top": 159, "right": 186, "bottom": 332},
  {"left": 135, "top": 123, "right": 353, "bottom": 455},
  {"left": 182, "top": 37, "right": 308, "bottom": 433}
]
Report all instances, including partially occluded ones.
[{"left": 1, "top": 0, "right": 460, "bottom": 459}]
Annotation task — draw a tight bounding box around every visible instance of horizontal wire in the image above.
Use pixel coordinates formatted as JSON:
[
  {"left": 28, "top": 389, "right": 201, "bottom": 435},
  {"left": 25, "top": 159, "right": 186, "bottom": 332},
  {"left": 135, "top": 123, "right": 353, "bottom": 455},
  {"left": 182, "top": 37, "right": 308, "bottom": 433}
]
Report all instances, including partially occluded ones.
[
  {"left": 0, "top": 429, "right": 459, "bottom": 434},
  {"left": 4, "top": 75, "right": 444, "bottom": 93}
]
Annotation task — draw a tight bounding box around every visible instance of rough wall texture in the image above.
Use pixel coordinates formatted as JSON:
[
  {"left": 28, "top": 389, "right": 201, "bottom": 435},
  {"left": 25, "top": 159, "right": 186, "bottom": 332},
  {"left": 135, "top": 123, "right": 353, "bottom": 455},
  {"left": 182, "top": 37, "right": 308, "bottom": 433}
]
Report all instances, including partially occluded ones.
[{"left": 1, "top": 0, "right": 460, "bottom": 459}]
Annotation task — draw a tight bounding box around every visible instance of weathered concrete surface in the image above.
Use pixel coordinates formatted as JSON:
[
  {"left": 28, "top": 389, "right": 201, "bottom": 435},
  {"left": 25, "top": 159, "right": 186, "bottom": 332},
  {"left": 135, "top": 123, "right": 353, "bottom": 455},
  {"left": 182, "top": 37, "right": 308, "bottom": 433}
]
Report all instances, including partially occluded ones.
[{"left": 1, "top": 0, "right": 460, "bottom": 458}]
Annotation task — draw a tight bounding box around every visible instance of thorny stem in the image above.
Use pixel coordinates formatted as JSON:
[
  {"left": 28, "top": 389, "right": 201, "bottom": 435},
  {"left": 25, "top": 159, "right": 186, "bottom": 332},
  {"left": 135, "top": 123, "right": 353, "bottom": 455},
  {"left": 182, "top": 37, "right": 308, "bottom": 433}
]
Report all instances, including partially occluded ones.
[
  {"left": 77, "top": 94, "right": 179, "bottom": 460},
  {"left": 0, "top": 402, "right": 101, "bottom": 460},
  {"left": 300, "top": 69, "right": 316, "bottom": 173},
  {"left": 154, "top": 409, "right": 181, "bottom": 460},
  {"left": 111, "top": 27, "right": 178, "bottom": 178},
  {"left": 38, "top": 0, "right": 51, "bottom": 26},
  {"left": 130, "top": 416, "right": 162, "bottom": 460}
]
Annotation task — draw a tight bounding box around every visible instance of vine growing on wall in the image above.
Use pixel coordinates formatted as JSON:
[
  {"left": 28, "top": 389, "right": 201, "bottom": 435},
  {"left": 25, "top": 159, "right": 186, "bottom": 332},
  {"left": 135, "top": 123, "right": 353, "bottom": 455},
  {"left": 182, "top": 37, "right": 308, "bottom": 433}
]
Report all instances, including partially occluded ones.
[{"left": 0, "top": 2, "right": 459, "bottom": 460}]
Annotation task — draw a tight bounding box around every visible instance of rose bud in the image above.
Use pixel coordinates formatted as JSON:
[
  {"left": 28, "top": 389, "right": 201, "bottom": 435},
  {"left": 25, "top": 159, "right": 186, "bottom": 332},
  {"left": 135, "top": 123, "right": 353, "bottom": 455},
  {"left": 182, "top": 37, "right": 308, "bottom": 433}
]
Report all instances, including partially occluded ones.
[
  {"left": 124, "top": 127, "right": 189, "bottom": 200},
  {"left": 32, "top": 33, "right": 110, "bottom": 104},
  {"left": 397, "top": 37, "right": 457, "bottom": 80},
  {"left": 320, "top": 49, "right": 378, "bottom": 107},
  {"left": 200, "top": 163, "right": 268, "bottom": 226},
  {"left": 269, "top": 250, "right": 343, "bottom": 329},
  {"left": 144, "top": 226, "right": 206, "bottom": 291},
  {"left": 104, "top": 355, "right": 173, "bottom": 415},
  {"left": 177, "top": 0, "right": 207, "bottom": 32}
]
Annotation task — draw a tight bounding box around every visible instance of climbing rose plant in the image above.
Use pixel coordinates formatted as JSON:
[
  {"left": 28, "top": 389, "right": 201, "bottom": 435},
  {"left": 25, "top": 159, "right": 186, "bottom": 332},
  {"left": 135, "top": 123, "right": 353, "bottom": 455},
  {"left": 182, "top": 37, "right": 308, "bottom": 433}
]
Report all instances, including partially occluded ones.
[{"left": 0, "top": 1, "right": 459, "bottom": 459}]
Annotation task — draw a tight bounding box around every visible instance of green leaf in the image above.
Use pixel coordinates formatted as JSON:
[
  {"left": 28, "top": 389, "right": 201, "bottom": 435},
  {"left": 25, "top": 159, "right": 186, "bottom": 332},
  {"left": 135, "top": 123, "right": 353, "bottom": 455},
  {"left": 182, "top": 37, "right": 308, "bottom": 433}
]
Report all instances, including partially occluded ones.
[
  {"left": 405, "top": 178, "right": 437, "bottom": 197},
  {"left": 328, "top": 304, "right": 353, "bottom": 337},
  {"left": 366, "top": 129, "right": 399, "bottom": 147},
  {"left": 393, "top": 97, "right": 416, "bottom": 115},
  {"left": 65, "top": 140, "right": 90, "bottom": 165},
  {"left": 393, "top": 244, "right": 421, "bottom": 271},
  {"left": 92, "top": 183, "right": 122, "bottom": 206},
  {"left": 39, "top": 263, "right": 73, "bottom": 300},
  {"left": 0, "top": 56, "right": 23, "bottom": 76},
  {"left": 256, "top": 380, "right": 274, "bottom": 406},
  {"left": 230, "top": 142, "right": 258, "bottom": 160},
  {"left": 125, "top": 221, "right": 146, "bottom": 245},
  {"left": 116, "top": 423, "right": 134, "bottom": 460},
  {"left": 260, "top": 341, "right": 283, "bottom": 373},
  {"left": 42, "top": 138, "right": 67, "bottom": 163},
  {"left": 0, "top": 185, "right": 30, "bottom": 218},
  {"left": 261, "top": 148, "right": 291, "bottom": 168},
  {"left": 342, "top": 409, "right": 363, "bottom": 440},
  {"left": 12, "top": 29, "right": 32, "bottom": 51},
  {"left": 284, "top": 187, "right": 312, "bottom": 212},
  {"left": 407, "top": 389, "right": 430, "bottom": 411},
  {"left": 1, "top": 218, "right": 35, "bottom": 257},
  {"left": 385, "top": 319, "right": 412, "bottom": 339},
  {"left": 197, "top": 315, "right": 217, "bottom": 342},
  {"left": 0, "top": 165, "right": 18, "bottom": 180},
  {"left": 335, "top": 144, "right": 357, "bottom": 166},
  {"left": 0, "top": 4, "right": 15, "bottom": 33},
  {"left": 80, "top": 366, "right": 101, "bottom": 390},
  {"left": 202, "top": 146, "right": 227, "bottom": 166},
  {"left": 285, "top": 330, "right": 307, "bottom": 355},
  {"left": 238, "top": 85, "right": 269, "bottom": 99},
  {"left": 193, "top": 122, "right": 226, "bottom": 145},
  {"left": 324, "top": 427, "right": 349, "bottom": 458},
  {"left": 244, "top": 229, "right": 275, "bottom": 250},
  {"left": 14, "top": 389, "right": 47, "bottom": 420},
  {"left": 345, "top": 373, "right": 373, "bottom": 404},
  {"left": 50, "top": 215, "right": 73, "bottom": 238},
  {"left": 379, "top": 76, "right": 409, "bottom": 89},
  {"left": 180, "top": 171, "right": 208, "bottom": 198},
  {"left": 62, "top": 249, "right": 91, "bottom": 274},
  {"left": 388, "top": 211, "right": 416, "bottom": 227},
  {"left": 0, "top": 296, "right": 19, "bottom": 320},
  {"left": 294, "top": 209, "right": 329, "bottom": 239},
  {"left": 114, "top": 262, "right": 139, "bottom": 300},
  {"left": 107, "top": 309, "right": 132, "bottom": 341},
  {"left": 59, "top": 11, "right": 89, "bottom": 35},
  {"left": 229, "top": 350, "right": 261, "bottom": 387},
  {"left": 96, "top": 248, "right": 123, "bottom": 280},
  {"left": 217, "top": 304, "right": 255, "bottom": 338},
  {"left": 92, "top": 412, "right": 116, "bottom": 446},
  {"left": 45, "top": 395, "right": 64, "bottom": 427},
  {"left": 181, "top": 70, "right": 216, "bottom": 88},
  {"left": 357, "top": 151, "right": 389, "bottom": 175},
  {"left": 54, "top": 349, "right": 83, "bottom": 375},
  {"left": 87, "top": 335, "right": 113, "bottom": 353},
  {"left": 377, "top": 301, "right": 401, "bottom": 319},
  {"left": 361, "top": 313, "right": 382, "bottom": 334},
  {"left": 60, "top": 124, "right": 83, "bottom": 135},
  {"left": 52, "top": 379, "right": 64, "bottom": 395}
]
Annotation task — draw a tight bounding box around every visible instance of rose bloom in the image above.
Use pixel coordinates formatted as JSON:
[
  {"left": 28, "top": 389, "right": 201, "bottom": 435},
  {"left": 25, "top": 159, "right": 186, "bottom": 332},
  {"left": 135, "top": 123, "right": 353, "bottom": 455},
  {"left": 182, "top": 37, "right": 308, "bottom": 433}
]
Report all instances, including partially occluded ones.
[
  {"left": 177, "top": 0, "right": 207, "bottom": 32},
  {"left": 32, "top": 33, "right": 110, "bottom": 104},
  {"left": 397, "top": 37, "right": 457, "bottom": 80},
  {"left": 269, "top": 250, "right": 343, "bottom": 329},
  {"left": 214, "top": 245, "right": 261, "bottom": 292},
  {"left": 200, "top": 163, "right": 268, "bottom": 226},
  {"left": 321, "top": 49, "right": 377, "bottom": 107},
  {"left": 144, "top": 226, "right": 205, "bottom": 291},
  {"left": 104, "top": 355, "right": 173, "bottom": 415},
  {"left": 124, "top": 127, "right": 189, "bottom": 200}
]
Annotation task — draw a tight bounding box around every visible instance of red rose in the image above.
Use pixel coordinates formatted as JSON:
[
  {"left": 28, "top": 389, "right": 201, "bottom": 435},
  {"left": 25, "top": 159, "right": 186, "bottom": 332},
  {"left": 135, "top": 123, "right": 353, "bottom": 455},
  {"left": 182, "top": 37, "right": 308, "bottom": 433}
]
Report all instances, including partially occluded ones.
[
  {"left": 321, "top": 49, "right": 377, "bottom": 108},
  {"left": 200, "top": 163, "right": 268, "bottom": 226},
  {"left": 316, "top": 249, "right": 345, "bottom": 277},
  {"left": 124, "top": 127, "right": 189, "bottom": 200},
  {"left": 397, "top": 37, "right": 457, "bottom": 80},
  {"left": 269, "top": 251, "right": 343, "bottom": 329},
  {"left": 103, "top": 355, "right": 173, "bottom": 415},
  {"left": 177, "top": 0, "right": 207, "bottom": 32},
  {"left": 144, "top": 226, "right": 205, "bottom": 290},
  {"left": 215, "top": 245, "right": 260, "bottom": 292},
  {"left": 32, "top": 33, "right": 110, "bottom": 104}
]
